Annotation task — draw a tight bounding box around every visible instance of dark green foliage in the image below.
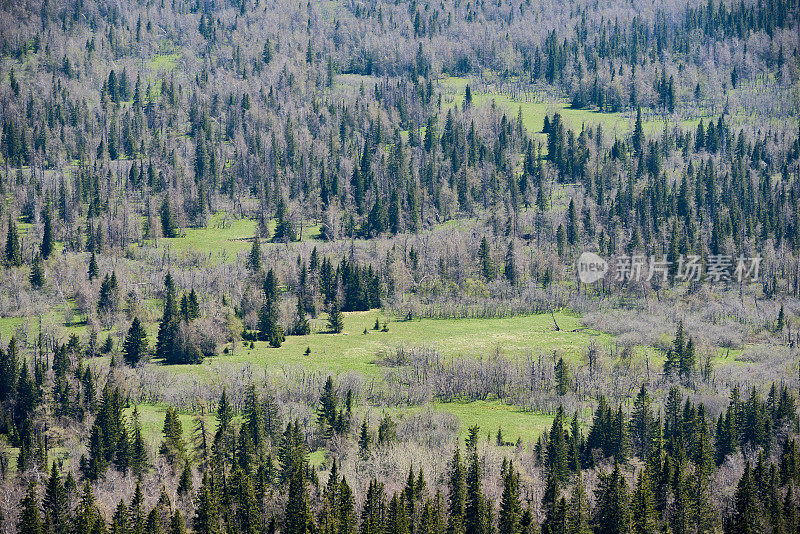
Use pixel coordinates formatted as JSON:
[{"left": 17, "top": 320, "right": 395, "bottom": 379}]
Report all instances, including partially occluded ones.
[
  {"left": 160, "top": 406, "right": 187, "bottom": 467},
  {"left": 17, "top": 481, "right": 42, "bottom": 534},
  {"left": 29, "top": 253, "right": 44, "bottom": 287},
  {"left": 478, "top": 237, "right": 494, "bottom": 281},
  {"left": 88, "top": 251, "right": 99, "bottom": 281},
  {"left": 327, "top": 299, "right": 344, "bottom": 334},
  {"left": 5, "top": 216, "right": 21, "bottom": 267},
  {"left": 161, "top": 197, "right": 177, "bottom": 238},
  {"left": 123, "top": 317, "right": 148, "bottom": 365}
]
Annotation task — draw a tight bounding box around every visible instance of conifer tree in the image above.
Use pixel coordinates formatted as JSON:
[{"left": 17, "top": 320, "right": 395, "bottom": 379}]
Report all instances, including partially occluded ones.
[
  {"left": 728, "top": 462, "right": 763, "bottom": 534},
  {"left": 498, "top": 461, "right": 521, "bottom": 534},
  {"left": 631, "top": 470, "right": 658, "bottom": 534},
  {"left": 29, "top": 253, "right": 44, "bottom": 288},
  {"left": 123, "top": 317, "right": 148, "bottom": 366},
  {"left": 328, "top": 299, "right": 344, "bottom": 334},
  {"left": 259, "top": 268, "right": 285, "bottom": 346},
  {"left": 593, "top": 462, "right": 631, "bottom": 534},
  {"left": 40, "top": 203, "right": 53, "bottom": 260},
  {"left": 478, "top": 237, "right": 495, "bottom": 281},
  {"left": 5, "top": 216, "right": 21, "bottom": 267},
  {"left": 555, "top": 358, "right": 571, "bottom": 396},
  {"left": 193, "top": 471, "right": 220, "bottom": 534},
  {"left": 43, "top": 462, "right": 69, "bottom": 534},
  {"left": 568, "top": 474, "right": 592, "bottom": 534},
  {"left": 161, "top": 196, "right": 177, "bottom": 238},
  {"left": 504, "top": 240, "right": 516, "bottom": 285},
  {"left": 160, "top": 406, "right": 187, "bottom": 467},
  {"left": 18, "top": 480, "right": 42, "bottom": 534},
  {"left": 88, "top": 251, "right": 99, "bottom": 281},
  {"left": 447, "top": 448, "right": 466, "bottom": 534},
  {"left": 633, "top": 107, "right": 644, "bottom": 157},
  {"left": 465, "top": 448, "right": 488, "bottom": 534},
  {"left": 248, "top": 235, "right": 262, "bottom": 272},
  {"left": 339, "top": 476, "right": 356, "bottom": 534},
  {"left": 285, "top": 465, "right": 312, "bottom": 534}
]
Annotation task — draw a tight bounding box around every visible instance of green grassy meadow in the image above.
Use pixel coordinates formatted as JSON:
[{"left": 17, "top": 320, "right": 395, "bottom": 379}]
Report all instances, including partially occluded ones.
[
  {"left": 182, "top": 310, "right": 608, "bottom": 377},
  {"left": 439, "top": 76, "right": 703, "bottom": 142}
]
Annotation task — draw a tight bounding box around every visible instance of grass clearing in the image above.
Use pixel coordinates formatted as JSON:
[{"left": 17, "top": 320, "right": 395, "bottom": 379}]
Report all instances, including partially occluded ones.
[
  {"left": 439, "top": 76, "right": 703, "bottom": 144},
  {"left": 163, "top": 310, "right": 607, "bottom": 378},
  {"left": 159, "top": 213, "right": 322, "bottom": 263}
]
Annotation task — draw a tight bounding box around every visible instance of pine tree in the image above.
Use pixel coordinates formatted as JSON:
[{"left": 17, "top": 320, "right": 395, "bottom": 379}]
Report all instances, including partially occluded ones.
[
  {"left": 285, "top": 465, "right": 312, "bottom": 534},
  {"left": 631, "top": 470, "right": 658, "bottom": 534},
  {"left": 567, "top": 474, "right": 591, "bottom": 534},
  {"left": 498, "top": 461, "right": 521, "bottom": 534},
  {"left": 633, "top": 107, "right": 644, "bottom": 157},
  {"left": 18, "top": 481, "right": 42, "bottom": 534},
  {"left": 593, "top": 462, "right": 631, "bottom": 534},
  {"left": 328, "top": 299, "right": 344, "bottom": 334},
  {"left": 555, "top": 357, "right": 571, "bottom": 396},
  {"left": 478, "top": 237, "right": 495, "bottom": 281},
  {"left": 248, "top": 236, "right": 262, "bottom": 272},
  {"left": 29, "top": 254, "right": 44, "bottom": 288},
  {"left": 40, "top": 204, "right": 53, "bottom": 260},
  {"left": 504, "top": 240, "right": 516, "bottom": 285},
  {"left": 193, "top": 472, "right": 219, "bottom": 534},
  {"left": 728, "top": 462, "right": 763, "bottom": 534},
  {"left": 88, "top": 251, "right": 99, "bottom": 281},
  {"left": 123, "top": 317, "right": 148, "bottom": 366},
  {"left": 160, "top": 406, "right": 187, "bottom": 467},
  {"left": 448, "top": 448, "right": 466, "bottom": 534},
  {"left": 5, "top": 216, "right": 21, "bottom": 267}
]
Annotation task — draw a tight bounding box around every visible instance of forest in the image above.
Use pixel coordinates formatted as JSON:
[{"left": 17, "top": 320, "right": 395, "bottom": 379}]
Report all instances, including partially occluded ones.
[{"left": 0, "top": 0, "right": 798, "bottom": 532}]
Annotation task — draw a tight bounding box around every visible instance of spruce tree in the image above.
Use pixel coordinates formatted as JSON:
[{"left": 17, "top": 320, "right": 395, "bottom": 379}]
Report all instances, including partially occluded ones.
[
  {"left": 161, "top": 196, "right": 177, "bottom": 238},
  {"left": 43, "top": 462, "right": 69, "bottom": 534},
  {"left": 160, "top": 406, "right": 187, "bottom": 467},
  {"left": 40, "top": 203, "right": 53, "bottom": 259},
  {"left": 478, "top": 237, "right": 494, "bottom": 281},
  {"left": 18, "top": 480, "right": 42, "bottom": 534},
  {"left": 567, "top": 474, "right": 592, "bottom": 534},
  {"left": 259, "top": 268, "right": 285, "bottom": 346},
  {"left": 555, "top": 358, "right": 571, "bottom": 396},
  {"left": 123, "top": 317, "right": 148, "bottom": 366},
  {"left": 285, "top": 465, "right": 311, "bottom": 534},
  {"left": 633, "top": 107, "right": 644, "bottom": 157},
  {"left": 193, "top": 472, "right": 220, "bottom": 534},
  {"left": 593, "top": 462, "right": 631, "bottom": 534},
  {"left": 88, "top": 251, "right": 99, "bottom": 281},
  {"left": 504, "top": 240, "right": 516, "bottom": 285},
  {"left": 729, "top": 462, "right": 763, "bottom": 534},
  {"left": 498, "top": 461, "right": 521, "bottom": 534},
  {"left": 248, "top": 235, "right": 262, "bottom": 272},
  {"left": 631, "top": 470, "right": 658, "bottom": 534},
  {"left": 465, "top": 449, "right": 487, "bottom": 534},
  {"left": 328, "top": 299, "right": 344, "bottom": 334},
  {"left": 447, "top": 448, "right": 466, "bottom": 534},
  {"left": 29, "top": 254, "right": 44, "bottom": 288},
  {"left": 5, "top": 216, "right": 21, "bottom": 267}
]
